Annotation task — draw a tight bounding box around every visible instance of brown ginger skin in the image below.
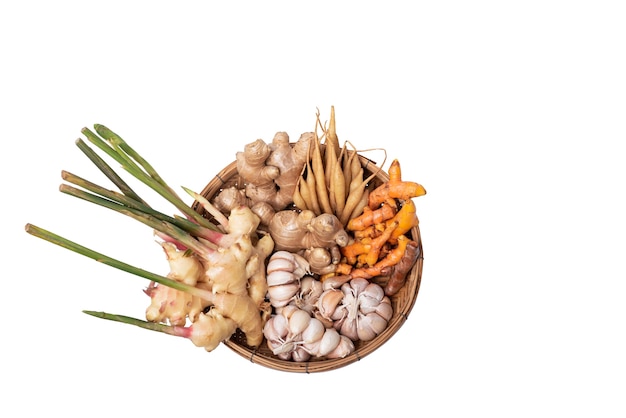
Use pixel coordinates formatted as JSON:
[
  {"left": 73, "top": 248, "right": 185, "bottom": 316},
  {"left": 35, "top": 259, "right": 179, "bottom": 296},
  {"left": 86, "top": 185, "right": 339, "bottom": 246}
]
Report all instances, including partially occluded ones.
[
  {"left": 268, "top": 209, "right": 349, "bottom": 253},
  {"left": 236, "top": 132, "right": 312, "bottom": 211},
  {"left": 303, "top": 246, "right": 342, "bottom": 275},
  {"left": 266, "top": 132, "right": 313, "bottom": 209},
  {"left": 212, "top": 186, "right": 275, "bottom": 227}
]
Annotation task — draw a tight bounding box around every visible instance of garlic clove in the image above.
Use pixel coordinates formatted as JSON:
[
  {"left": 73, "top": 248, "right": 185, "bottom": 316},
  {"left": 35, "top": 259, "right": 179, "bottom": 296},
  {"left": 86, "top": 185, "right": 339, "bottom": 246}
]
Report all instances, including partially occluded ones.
[
  {"left": 349, "top": 277, "right": 370, "bottom": 294},
  {"left": 373, "top": 297, "right": 394, "bottom": 322},
  {"left": 313, "top": 311, "right": 334, "bottom": 329},
  {"left": 263, "top": 316, "right": 287, "bottom": 345},
  {"left": 339, "top": 316, "right": 359, "bottom": 341},
  {"left": 292, "top": 252, "right": 311, "bottom": 277},
  {"left": 299, "top": 276, "right": 314, "bottom": 294},
  {"left": 301, "top": 317, "right": 325, "bottom": 344},
  {"left": 267, "top": 251, "right": 301, "bottom": 274},
  {"left": 318, "top": 328, "right": 341, "bottom": 357},
  {"left": 330, "top": 304, "right": 347, "bottom": 322},
  {"left": 300, "top": 276, "right": 323, "bottom": 298},
  {"left": 321, "top": 274, "right": 351, "bottom": 290},
  {"left": 266, "top": 270, "right": 297, "bottom": 286},
  {"left": 356, "top": 322, "right": 378, "bottom": 341},
  {"left": 357, "top": 312, "right": 389, "bottom": 341},
  {"left": 358, "top": 284, "right": 386, "bottom": 313},
  {"left": 279, "top": 304, "right": 299, "bottom": 320},
  {"left": 292, "top": 346, "right": 312, "bottom": 362},
  {"left": 296, "top": 276, "right": 323, "bottom": 313},
  {"left": 267, "top": 283, "right": 299, "bottom": 306},
  {"left": 268, "top": 250, "right": 295, "bottom": 262},
  {"left": 317, "top": 288, "right": 344, "bottom": 320},
  {"left": 288, "top": 309, "right": 312, "bottom": 336},
  {"left": 271, "top": 313, "right": 290, "bottom": 338},
  {"left": 325, "top": 335, "right": 355, "bottom": 359},
  {"left": 364, "top": 282, "right": 385, "bottom": 301},
  {"left": 303, "top": 340, "right": 320, "bottom": 355},
  {"left": 266, "top": 259, "right": 292, "bottom": 275}
]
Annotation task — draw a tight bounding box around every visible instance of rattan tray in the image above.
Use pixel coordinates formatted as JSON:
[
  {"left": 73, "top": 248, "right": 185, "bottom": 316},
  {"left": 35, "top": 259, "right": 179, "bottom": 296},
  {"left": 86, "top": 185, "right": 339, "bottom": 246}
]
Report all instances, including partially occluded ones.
[{"left": 192, "top": 153, "right": 423, "bottom": 373}]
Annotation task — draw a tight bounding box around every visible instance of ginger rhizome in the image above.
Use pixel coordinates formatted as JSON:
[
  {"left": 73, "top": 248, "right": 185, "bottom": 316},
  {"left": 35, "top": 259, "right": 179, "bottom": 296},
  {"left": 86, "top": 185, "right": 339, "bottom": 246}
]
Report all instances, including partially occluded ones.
[
  {"left": 168, "top": 195, "right": 275, "bottom": 349},
  {"left": 25, "top": 124, "right": 275, "bottom": 353},
  {"left": 268, "top": 209, "right": 349, "bottom": 275},
  {"left": 233, "top": 131, "right": 313, "bottom": 212}
]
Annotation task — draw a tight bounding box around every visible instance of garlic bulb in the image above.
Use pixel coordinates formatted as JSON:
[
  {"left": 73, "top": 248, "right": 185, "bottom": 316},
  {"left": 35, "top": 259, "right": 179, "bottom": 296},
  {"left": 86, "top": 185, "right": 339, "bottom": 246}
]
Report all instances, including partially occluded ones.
[
  {"left": 316, "top": 278, "right": 393, "bottom": 342},
  {"left": 293, "top": 275, "right": 323, "bottom": 314},
  {"left": 263, "top": 307, "right": 355, "bottom": 362},
  {"left": 266, "top": 251, "right": 310, "bottom": 308}
]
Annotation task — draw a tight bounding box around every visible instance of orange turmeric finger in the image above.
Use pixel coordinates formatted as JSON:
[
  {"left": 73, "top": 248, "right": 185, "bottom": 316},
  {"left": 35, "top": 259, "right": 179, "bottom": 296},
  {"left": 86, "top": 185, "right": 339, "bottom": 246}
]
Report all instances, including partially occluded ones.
[
  {"left": 341, "top": 220, "right": 398, "bottom": 266},
  {"left": 347, "top": 199, "right": 397, "bottom": 231},
  {"left": 362, "top": 220, "right": 398, "bottom": 267},
  {"left": 386, "top": 198, "right": 419, "bottom": 243},
  {"left": 334, "top": 262, "right": 353, "bottom": 276},
  {"left": 368, "top": 159, "right": 426, "bottom": 209},
  {"left": 349, "top": 235, "right": 411, "bottom": 279},
  {"left": 341, "top": 238, "right": 372, "bottom": 265},
  {"left": 353, "top": 225, "right": 379, "bottom": 239}
]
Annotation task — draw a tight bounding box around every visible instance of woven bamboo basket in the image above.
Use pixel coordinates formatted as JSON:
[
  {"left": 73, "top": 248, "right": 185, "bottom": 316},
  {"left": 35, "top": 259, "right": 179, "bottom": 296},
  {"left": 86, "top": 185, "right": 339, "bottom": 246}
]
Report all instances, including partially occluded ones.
[{"left": 192, "top": 152, "right": 423, "bottom": 373}]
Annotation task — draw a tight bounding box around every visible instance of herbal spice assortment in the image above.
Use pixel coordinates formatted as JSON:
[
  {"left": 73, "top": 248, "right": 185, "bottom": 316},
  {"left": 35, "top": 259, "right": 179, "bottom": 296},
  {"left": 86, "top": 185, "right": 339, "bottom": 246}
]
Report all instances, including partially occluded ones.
[{"left": 25, "top": 107, "right": 426, "bottom": 366}]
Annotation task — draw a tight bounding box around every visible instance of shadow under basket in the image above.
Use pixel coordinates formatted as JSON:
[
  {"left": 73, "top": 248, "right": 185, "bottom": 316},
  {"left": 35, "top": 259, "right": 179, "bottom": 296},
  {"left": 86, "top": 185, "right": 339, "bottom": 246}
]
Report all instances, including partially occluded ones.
[{"left": 192, "top": 154, "right": 424, "bottom": 373}]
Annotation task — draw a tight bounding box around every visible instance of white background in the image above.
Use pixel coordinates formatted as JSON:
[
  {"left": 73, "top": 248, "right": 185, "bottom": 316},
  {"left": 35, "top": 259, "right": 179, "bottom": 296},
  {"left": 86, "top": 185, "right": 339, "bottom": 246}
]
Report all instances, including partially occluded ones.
[{"left": 2, "top": 1, "right": 625, "bottom": 416}]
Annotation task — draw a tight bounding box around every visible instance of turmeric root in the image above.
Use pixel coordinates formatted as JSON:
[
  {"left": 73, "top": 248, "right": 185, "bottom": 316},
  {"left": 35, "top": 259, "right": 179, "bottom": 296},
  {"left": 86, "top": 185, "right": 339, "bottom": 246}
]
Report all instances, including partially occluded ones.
[
  {"left": 381, "top": 239, "right": 420, "bottom": 296},
  {"left": 341, "top": 221, "right": 398, "bottom": 266},
  {"left": 386, "top": 198, "right": 419, "bottom": 243},
  {"left": 368, "top": 159, "right": 426, "bottom": 209},
  {"left": 348, "top": 235, "right": 412, "bottom": 279},
  {"left": 347, "top": 198, "right": 397, "bottom": 231}
]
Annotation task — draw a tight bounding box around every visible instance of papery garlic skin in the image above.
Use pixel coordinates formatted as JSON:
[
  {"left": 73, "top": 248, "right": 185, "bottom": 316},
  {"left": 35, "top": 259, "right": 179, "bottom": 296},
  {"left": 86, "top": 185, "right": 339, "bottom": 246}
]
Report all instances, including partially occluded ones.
[
  {"left": 317, "top": 327, "right": 341, "bottom": 357},
  {"left": 301, "top": 317, "right": 325, "bottom": 344},
  {"left": 316, "top": 278, "right": 393, "bottom": 342},
  {"left": 288, "top": 309, "right": 312, "bottom": 335},
  {"left": 263, "top": 306, "right": 355, "bottom": 362},
  {"left": 266, "top": 251, "right": 310, "bottom": 308},
  {"left": 316, "top": 288, "right": 344, "bottom": 323},
  {"left": 325, "top": 335, "right": 355, "bottom": 359},
  {"left": 294, "top": 276, "right": 323, "bottom": 314}
]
